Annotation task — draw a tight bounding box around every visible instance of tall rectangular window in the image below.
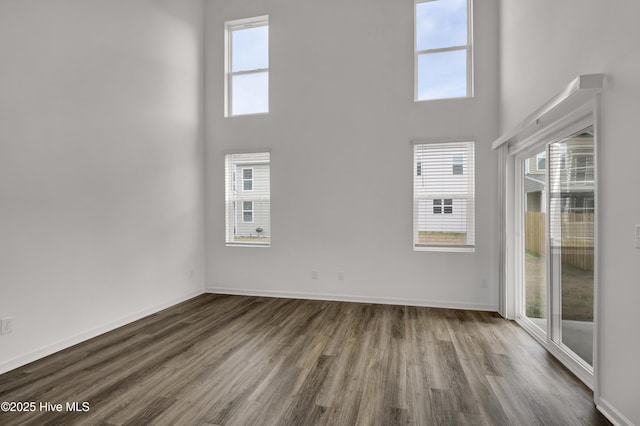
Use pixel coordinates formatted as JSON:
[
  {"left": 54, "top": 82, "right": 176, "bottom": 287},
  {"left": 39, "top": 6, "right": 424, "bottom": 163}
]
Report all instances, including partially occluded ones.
[
  {"left": 225, "top": 152, "right": 271, "bottom": 246},
  {"left": 414, "top": 141, "right": 475, "bottom": 251},
  {"left": 225, "top": 16, "right": 269, "bottom": 116},
  {"left": 415, "top": 0, "right": 472, "bottom": 101},
  {"left": 243, "top": 168, "right": 253, "bottom": 191},
  {"left": 243, "top": 201, "right": 254, "bottom": 223}
]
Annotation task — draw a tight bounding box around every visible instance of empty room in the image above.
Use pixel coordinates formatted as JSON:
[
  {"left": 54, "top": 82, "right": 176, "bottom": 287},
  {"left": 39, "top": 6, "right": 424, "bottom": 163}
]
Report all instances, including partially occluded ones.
[{"left": 1, "top": 0, "right": 638, "bottom": 425}]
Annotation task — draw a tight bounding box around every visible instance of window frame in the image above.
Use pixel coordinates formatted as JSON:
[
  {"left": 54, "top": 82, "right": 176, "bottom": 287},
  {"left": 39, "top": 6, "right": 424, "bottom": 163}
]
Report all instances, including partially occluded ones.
[
  {"left": 224, "top": 15, "right": 269, "bottom": 117},
  {"left": 433, "top": 198, "right": 442, "bottom": 214},
  {"left": 432, "top": 198, "right": 454, "bottom": 214},
  {"left": 413, "top": 140, "right": 475, "bottom": 252},
  {"left": 242, "top": 201, "right": 254, "bottom": 223},
  {"left": 414, "top": 0, "right": 474, "bottom": 102},
  {"left": 224, "top": 151, "right": 271, "bottom": 247},
  {"left": 572, "top": 153, "right": 594, "bottom": 183},
  {"left": 242, "top": 167, "right": 254, "bottom": 191}
]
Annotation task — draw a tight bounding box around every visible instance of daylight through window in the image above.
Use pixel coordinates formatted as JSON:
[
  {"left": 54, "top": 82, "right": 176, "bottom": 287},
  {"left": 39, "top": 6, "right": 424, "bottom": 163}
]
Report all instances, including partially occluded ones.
[
  {"left": 414, "top": 141, "right": 475, "bottom": 250},
  {"left": 415, "top": 0, "right": 472, "bottom": 101},
  {"left": 225, "top": 16, "right": 269, "bottom": 116},
  {"left": 225, "top": 152, "right": 271, "bottom": 246}
]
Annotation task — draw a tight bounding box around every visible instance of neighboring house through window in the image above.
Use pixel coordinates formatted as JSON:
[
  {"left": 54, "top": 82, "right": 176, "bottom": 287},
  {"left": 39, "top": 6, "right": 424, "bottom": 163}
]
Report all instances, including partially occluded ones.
[
  {"left": 414, "top": 141, "right": 475, "bottom": 250},
  {"left": 225, "top": 16, "right": 269, "bottom": 116},
  {"left": 224, "top": 152, "right": 271, "bottom": 246},
  {"left": 415, "top": 0, "right": 472, "bottom": 101}
]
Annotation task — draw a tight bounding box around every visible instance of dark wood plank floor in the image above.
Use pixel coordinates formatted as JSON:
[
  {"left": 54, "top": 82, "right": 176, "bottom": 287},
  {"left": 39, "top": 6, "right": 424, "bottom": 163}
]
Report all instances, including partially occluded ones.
[{"left": 0, "top": 294, "right": 610, "bottom": 425}]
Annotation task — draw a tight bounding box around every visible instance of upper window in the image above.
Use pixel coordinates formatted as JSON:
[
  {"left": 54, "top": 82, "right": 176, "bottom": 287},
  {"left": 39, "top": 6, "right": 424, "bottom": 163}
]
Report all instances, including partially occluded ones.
[
  {"left": 415, "top": 0, "right": 472, "bottom": 101},
  {"left": 243, "top": 168, "right": 253, "bottom": 191},
  {"left": 414, "top": 141, "right": 475, "bottom": 251},
  {"left": 225, "top": 16, "right": 269, "bottom": 117},
  {"left": 225, "top": 152, "right": 271, "bottom": 246}
]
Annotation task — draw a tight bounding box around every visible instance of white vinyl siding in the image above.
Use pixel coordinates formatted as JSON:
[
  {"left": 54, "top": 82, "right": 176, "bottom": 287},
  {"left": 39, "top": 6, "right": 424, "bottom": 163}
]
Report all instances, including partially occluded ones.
[{"left": 414, "top": 141, "right": 475, "bottom": 251}]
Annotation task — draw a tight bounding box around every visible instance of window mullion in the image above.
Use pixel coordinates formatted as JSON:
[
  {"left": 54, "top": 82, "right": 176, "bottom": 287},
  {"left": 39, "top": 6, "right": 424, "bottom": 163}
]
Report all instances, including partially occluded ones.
[
  {"left": 230, "top": 68, "right": 269, "bottom": 77},
  {"left": 416, "top": 45, "right": 468, "bottom": 56}
]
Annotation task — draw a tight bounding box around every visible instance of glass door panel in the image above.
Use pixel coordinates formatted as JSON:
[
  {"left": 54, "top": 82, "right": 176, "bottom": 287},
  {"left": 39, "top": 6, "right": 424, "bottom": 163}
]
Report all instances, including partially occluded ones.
[
  {"left": 523, "top": 150, "right": 548, "bottom": 333},
  {"left": 549, "top": 127, "right": 595, "bottom": 366}
]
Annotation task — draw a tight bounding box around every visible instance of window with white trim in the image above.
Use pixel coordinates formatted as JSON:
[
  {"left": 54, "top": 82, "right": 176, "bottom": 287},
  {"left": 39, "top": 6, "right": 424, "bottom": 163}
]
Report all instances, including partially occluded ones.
[
  {"left": 225, "top": 152, "right": 271, "bottom": 246},
  {"left": 433, "top": 198, "right": 453, "bottom": 214},
  {"left": 243, "top": 168, "right": 253, "bottom": 191},
  {"left": 414, "top": 141, "right": 475, "bottom": 250},
  {"left": 225, "top": 16, "right": 269, "bottom": 116},
  {"left": 415, "top": 0, "right": 472, "bottom": 101},
  {"left": 243, "top": 201, "right": 254, "bottom": 222}
]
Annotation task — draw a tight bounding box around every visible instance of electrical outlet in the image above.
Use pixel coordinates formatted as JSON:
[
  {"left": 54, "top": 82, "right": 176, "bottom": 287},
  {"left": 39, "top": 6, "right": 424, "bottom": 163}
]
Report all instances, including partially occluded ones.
[
  {"left": 636, "top": 225, "right": 640, "bottom": 249},
  {"left": 481, "top": 279, "right": 488, "bottom": 289},
  {"left": 1, "top": 317, "right": 13, "bottom": 335},
  {"left": 311, "top": 271, "right": 318, "bottom": 280},
  {"left": 337, "top": 271, "right": 344, "bottom": 281}
]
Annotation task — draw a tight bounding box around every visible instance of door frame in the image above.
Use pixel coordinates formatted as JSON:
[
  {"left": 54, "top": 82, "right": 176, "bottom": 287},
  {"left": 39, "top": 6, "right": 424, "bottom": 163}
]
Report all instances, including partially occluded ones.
[{"left": 505, "top": 100, "right": 600, "bottom": 390}]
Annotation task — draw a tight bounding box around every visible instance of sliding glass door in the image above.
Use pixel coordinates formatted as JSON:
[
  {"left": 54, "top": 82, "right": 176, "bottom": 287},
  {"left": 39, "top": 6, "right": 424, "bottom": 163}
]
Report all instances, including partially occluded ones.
[
  {"left": 517, "top": 125, "right": 596, "bottom": 381},
  {"left": 549, "top": 127, "right": 595, "bottom": 367}
]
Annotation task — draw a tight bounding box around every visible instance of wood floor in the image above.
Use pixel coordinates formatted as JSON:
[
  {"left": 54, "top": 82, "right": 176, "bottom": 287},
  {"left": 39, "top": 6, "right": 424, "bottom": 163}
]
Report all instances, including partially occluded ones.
[{"left": 0, "top": 294, "right": 610, "bottom": 425}]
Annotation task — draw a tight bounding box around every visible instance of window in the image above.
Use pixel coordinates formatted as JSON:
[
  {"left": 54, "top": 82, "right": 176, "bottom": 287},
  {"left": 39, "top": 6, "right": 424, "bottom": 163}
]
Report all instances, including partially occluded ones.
[
  {"left": 433, "top": 198, "right": 442, "bottom": 214},
  {"left": 433, "top": 199, "right": 453, "bottom": 214},
  {"left": 415, "top": 0, "right": 472, "bottom": 101},
  {"left": 243, "top": 201, "right": 254, "bottom": 222},
  {"left": 452, "top": 155, "right": 463, "bottom": 175},
  {"left": 225, "top": 152, "right": 271, "bottom": 246},
  {"left": 243, "top": 168, "right": 253, "bottom": 191},
  {"left": 414, "top": 141, "right": 475, "bottom": 250},
  {"left": 572, "top": 153, "right": 594, "bottom": 182},
  {"left": 536, "top": 151, "right": 546, "bottom": 170},
  {"left": 225, "top": 16, "right": 269, "bottom": 116}
]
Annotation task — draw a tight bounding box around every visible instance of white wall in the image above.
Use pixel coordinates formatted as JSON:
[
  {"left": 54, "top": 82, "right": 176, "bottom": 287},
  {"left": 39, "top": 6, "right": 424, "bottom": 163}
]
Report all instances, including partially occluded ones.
[
  {"left": 0, "top": 0, "right": 205, "bottom": 373},
  {"left": 205, "top": 0, "right": 500, "bottom": 309},
  {"left": 500, "top": 1, "right": 640, "bottom": 424}
]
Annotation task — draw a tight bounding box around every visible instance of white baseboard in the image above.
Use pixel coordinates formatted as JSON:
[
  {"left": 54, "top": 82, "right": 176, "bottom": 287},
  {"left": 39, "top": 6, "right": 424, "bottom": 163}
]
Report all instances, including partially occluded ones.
[
  {"left": 0, "top": 289, "right": 204, "bottom": 376},
  {"left": 205, "top": 286, "right": 498, "bottom": 312},
  {"left": 596, "top": 397, "right": 634, "bottom": 426}
]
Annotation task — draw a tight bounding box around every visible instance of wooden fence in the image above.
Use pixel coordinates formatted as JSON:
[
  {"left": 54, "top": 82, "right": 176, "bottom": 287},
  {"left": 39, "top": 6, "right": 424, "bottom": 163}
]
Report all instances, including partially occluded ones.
[
  {"left": 525, "top": 212, "right": 594, "bottom": 271},
  {"left": 525, "top": 212, "right": 546, "bottom": 256}
]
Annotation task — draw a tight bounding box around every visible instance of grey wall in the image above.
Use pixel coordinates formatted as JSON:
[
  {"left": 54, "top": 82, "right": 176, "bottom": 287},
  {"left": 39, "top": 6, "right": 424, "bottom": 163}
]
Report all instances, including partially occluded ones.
[
  {"left": 0, "top": 0, "right": 205, "bottom": 372},
  {"left": 500, "top": 1, "right": 640, "bottom": 424},
  {"left": 205, "top": 0, "right": 500, "bottom": 309}
]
